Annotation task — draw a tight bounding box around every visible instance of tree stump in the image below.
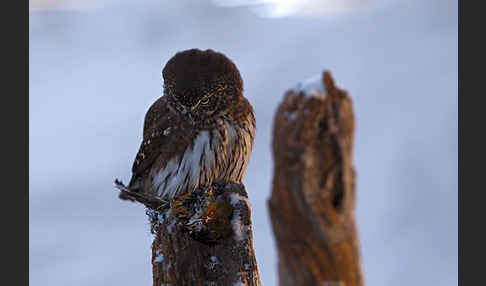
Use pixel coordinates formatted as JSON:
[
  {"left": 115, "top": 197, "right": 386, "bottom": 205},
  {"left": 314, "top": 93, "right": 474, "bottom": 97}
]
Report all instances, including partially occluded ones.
[
  {"left": 148, "top": 182, "right": 261, "bottom": 286},
  {"left": 268, "top": 71, "right": 364, "bottom": 286},
  {"left": 115, "top": 179, "right": 260, "bottom": 285}
]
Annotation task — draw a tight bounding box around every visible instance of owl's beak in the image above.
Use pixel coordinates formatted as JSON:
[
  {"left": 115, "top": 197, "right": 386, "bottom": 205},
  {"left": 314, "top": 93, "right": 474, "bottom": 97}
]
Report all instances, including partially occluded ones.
[
  {"left": 185, "top": 105, "right": 201, "bottom": 124},
  {"left": 186, "top": 110, "right": 196, "bottom": 125},
  {"left": 189, "top": 104, "right": 199, "bottom": 112},
  {"left": 175, "top": 103, "right": 196, "bottom": 125}
]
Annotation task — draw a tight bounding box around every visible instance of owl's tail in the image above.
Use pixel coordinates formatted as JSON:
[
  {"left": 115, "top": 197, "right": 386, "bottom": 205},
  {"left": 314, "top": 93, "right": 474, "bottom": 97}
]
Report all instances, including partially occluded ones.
[
  {"left": 114, "top": 178, "right": 168, "bottom": 210},
  {"left": 114, "top": 179, "right": 136, "bottom": 201}
]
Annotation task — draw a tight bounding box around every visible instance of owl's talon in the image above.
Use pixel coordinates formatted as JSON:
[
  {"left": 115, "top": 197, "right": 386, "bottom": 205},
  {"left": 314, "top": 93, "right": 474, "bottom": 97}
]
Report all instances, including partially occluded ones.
[{"left": 208, "top": 185, "right": 214, "bottom": 196}]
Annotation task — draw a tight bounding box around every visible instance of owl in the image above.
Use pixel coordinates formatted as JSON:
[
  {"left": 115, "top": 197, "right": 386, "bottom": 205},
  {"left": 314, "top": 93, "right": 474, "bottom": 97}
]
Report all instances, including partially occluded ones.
[{"left": 118, "top": 49, "right": 255, "bottom": 210}]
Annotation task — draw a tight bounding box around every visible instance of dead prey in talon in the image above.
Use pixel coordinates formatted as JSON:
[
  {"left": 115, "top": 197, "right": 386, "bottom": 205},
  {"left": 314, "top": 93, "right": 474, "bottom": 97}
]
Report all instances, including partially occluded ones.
[{"left": 114, "top": 49, "right": 255, "bottom": 231}]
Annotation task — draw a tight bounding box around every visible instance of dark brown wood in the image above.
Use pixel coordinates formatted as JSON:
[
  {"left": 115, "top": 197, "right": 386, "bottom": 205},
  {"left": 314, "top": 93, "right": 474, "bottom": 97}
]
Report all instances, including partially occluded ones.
[
  {"left": 268, "top": 71, "right": 364, "bottom": 286},
  {"left": 150, "top": 182, "right": 261, "bottom": 286}
]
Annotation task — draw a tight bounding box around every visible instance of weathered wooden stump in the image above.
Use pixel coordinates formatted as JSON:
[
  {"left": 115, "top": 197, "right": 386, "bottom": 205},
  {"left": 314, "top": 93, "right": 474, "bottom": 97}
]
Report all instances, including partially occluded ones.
[{"left": 269, "top": 71, "right": 364, "bottom": 286}]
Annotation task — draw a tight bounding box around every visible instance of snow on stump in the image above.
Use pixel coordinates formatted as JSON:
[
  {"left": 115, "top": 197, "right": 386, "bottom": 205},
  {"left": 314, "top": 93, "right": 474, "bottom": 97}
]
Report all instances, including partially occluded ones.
[{"left": 151, "top": 181, "right": 261, "bottom": 286}]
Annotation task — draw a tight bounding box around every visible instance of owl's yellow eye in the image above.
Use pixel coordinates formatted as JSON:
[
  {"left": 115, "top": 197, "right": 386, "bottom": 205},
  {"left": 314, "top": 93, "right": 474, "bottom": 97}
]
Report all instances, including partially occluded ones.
[{"left": 200, "top": 97, "right": 210, "bottom": 105}]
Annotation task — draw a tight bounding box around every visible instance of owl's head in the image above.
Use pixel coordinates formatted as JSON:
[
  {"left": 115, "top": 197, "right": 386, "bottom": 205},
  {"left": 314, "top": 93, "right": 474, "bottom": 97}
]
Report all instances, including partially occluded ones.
[{"left": 162, "top": 49, "right": 243, "bottom": 124}]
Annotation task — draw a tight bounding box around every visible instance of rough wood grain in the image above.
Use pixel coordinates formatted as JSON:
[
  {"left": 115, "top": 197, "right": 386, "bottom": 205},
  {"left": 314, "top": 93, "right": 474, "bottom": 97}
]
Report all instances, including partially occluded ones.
[
  {"left": 150, "top": 182, "right": 261, "bottom": 286},
  {"left": 268, "top": 71, "right": 364, "bottom": 286}
]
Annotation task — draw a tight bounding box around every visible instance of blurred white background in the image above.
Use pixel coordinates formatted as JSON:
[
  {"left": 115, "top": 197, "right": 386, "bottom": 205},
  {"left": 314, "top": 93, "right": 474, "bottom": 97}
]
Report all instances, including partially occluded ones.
[{"left": 29, "top": 0, "right": 457, "bottom": 285}]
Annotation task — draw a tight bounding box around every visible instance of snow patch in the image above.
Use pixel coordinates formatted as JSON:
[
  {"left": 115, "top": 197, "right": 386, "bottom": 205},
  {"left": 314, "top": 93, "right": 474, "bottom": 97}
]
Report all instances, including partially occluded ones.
[
  {"left": 146, "top": 208, "right": 165, "bottom": 232},
  {"left": 232, "top": 209, "right": 244, "bottom": 241},
  {"left": 295, "top": 74, "right": 326, "bottom": 99},
  {"left": 166, "top": 216, "right": 176, "bottom": 234},
  {"left": 231, "top": 208, "right": 249, "bottom": 241},
  {"left": 285, "top": 111, "right": 297, "bottom": 121},
  {"left": 230, "top": 193, "right": 250, "bottom": 208},
  {"left": 154, "top": 250, "right": 164, "bottom": 263},
  {"left": 208, "top": 256, "right": 220, "bottom": 270},
  {"left": 229, "top": 193, "right": 251, "bottom": 241}
]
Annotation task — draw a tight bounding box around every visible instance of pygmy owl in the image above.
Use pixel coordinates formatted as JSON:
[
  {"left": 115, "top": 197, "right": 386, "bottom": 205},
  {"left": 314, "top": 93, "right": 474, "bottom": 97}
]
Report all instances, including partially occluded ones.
[{"left": 120, "top": 49, "right": 255, "bottom": 208}]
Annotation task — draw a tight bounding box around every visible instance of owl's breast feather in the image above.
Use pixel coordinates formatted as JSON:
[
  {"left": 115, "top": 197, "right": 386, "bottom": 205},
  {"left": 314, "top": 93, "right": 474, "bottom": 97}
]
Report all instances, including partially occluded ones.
[
  {"left": 151, "top": 119, "right": 253, "bottom": 201},
  {"left": 151, "top": 127, "right": 223, "bottom": 199}
]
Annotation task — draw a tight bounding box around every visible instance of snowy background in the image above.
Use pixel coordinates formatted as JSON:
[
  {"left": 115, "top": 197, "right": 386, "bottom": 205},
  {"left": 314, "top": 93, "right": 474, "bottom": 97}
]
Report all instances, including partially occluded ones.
[{"left": 29, "top": 0, "right": 457, "bottom": 285}]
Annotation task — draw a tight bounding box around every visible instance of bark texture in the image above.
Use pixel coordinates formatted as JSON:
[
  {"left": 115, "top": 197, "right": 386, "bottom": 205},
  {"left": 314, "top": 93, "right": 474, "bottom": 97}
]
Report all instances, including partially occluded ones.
[
  {"left": 268, "top": 71, "right": 364, "bottom": 286},
  {"left": 150, "top": 182, "right": 261, "bottom": 286}
]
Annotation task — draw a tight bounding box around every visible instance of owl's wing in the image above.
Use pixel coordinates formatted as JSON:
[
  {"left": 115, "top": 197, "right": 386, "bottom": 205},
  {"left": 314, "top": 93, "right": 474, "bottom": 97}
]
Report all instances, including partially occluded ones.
[{"left": 130, "top": 97, "right": 174, "bottom": 180}]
